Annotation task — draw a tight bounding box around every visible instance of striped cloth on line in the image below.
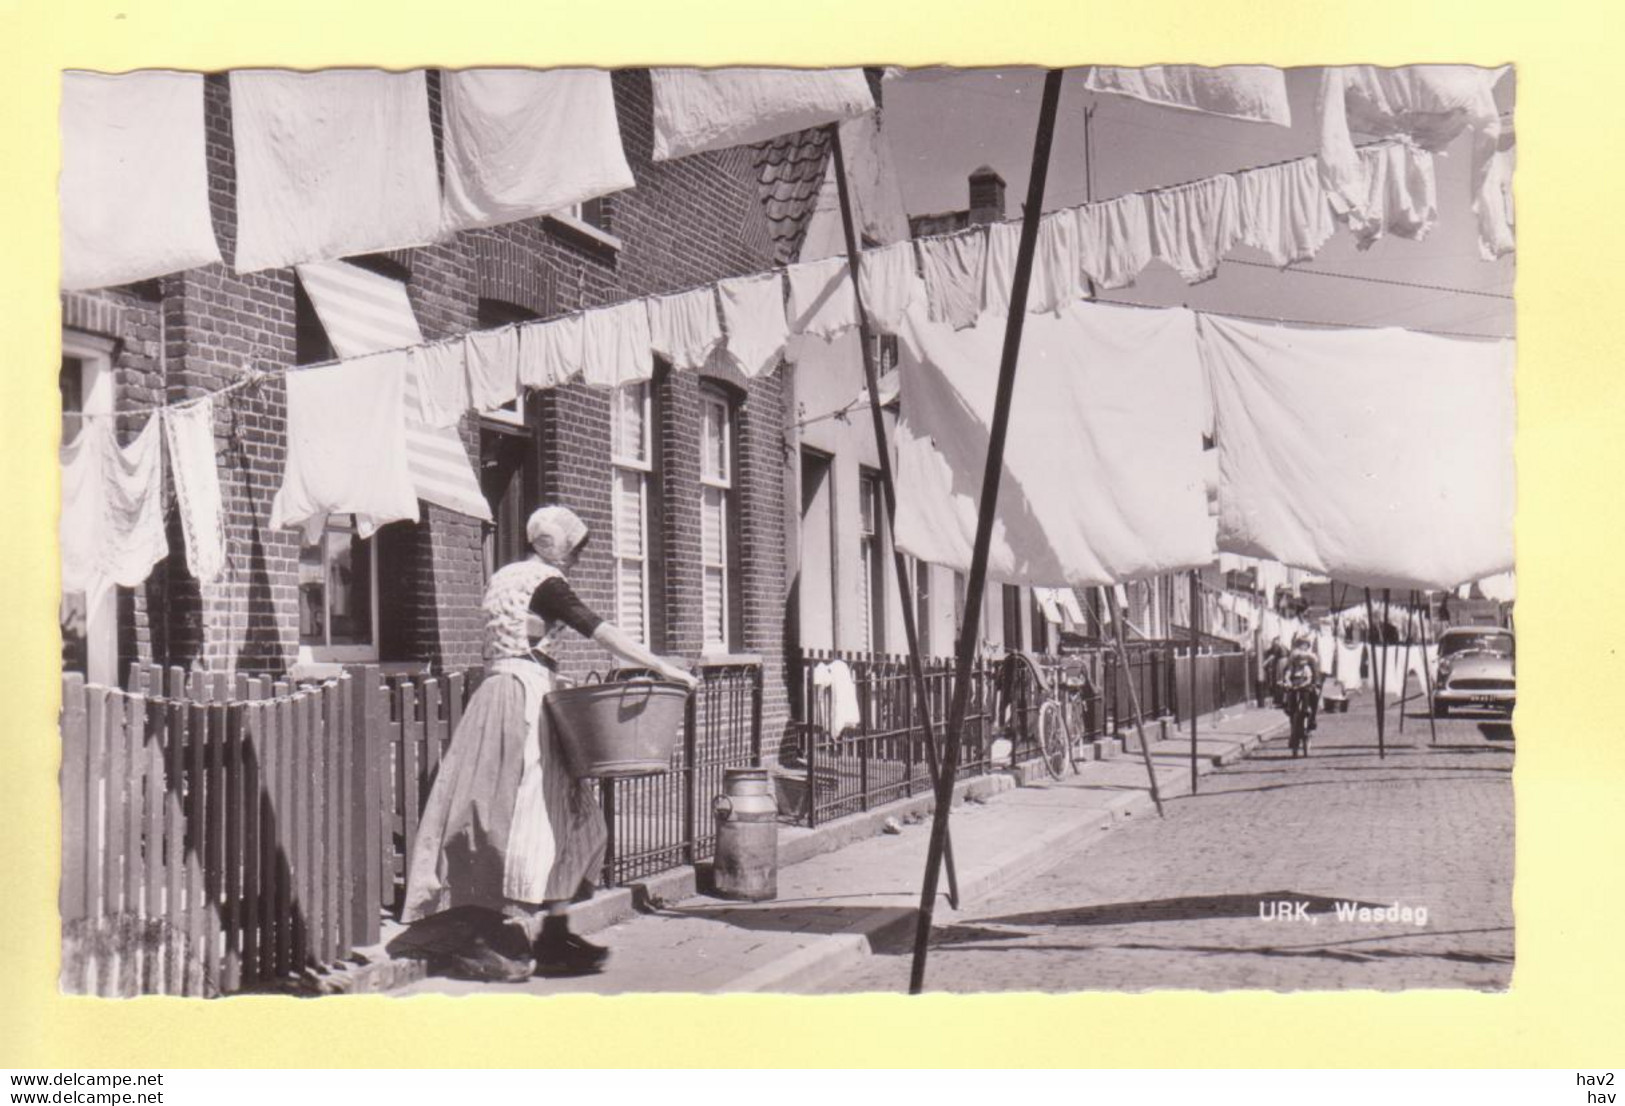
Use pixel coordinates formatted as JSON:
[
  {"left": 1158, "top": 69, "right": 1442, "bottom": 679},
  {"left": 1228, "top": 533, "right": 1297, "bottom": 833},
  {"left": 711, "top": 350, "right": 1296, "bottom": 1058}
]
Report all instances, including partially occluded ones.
[{"left": 296, "top": 260, "right": 492, "bottom": 522}]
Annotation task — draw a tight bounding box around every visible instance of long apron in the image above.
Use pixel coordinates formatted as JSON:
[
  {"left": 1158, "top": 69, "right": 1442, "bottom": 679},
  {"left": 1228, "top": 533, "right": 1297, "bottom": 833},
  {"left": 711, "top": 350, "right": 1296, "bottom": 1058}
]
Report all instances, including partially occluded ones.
[{"left": 402, "top": 658, "right": 608, "bottom": 921}]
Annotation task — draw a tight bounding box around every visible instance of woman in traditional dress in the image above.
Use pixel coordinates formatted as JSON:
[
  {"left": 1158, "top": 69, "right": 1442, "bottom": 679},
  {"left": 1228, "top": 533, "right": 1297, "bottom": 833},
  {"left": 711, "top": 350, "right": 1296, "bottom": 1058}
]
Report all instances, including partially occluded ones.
[{"left": 403, "top": 505, "right": 697, "bottom": 982}]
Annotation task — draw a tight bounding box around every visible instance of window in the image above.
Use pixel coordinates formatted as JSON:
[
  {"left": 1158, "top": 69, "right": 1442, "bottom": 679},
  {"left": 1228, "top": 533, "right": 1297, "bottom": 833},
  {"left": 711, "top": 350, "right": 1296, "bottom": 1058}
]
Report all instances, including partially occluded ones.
[
  {"left": 477, "top": 298, "right": 534, "bottom": 428},
  {"left": 60, "top": 331, "right": 117, "bottom": 685},
  {"left": 1030, "top": 589, "right": 1050, "bottom": 654},
  {"left": 547, "top": 197, "right": 621, "bottom": 251},
  {"left": 912, "top": 558, "right": 931, "bottom": 658},
  {"left": 856, "top": 470, "right": 885, "bottom": 655},
  {"left": 699, "top": 388, "right": 737, "bottom": 653},
  {"left": 952, "top": 570, "right": 967, "bottom": 643},
  {"left": 299, "top": 514, "right": 378, "bottom": 661},
  {"left": 1003, "top": 583, "right": 1023, "bottom": 649},
  {"left": 612, "top": 381, "right": 653, "bottom": 644}
]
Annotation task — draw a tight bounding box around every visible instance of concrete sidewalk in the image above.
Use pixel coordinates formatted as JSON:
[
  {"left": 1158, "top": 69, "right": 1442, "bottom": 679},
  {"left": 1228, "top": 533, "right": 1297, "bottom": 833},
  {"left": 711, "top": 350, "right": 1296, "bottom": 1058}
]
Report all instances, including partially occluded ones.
[{"left": 389, "top": 703, "right": 1288, "bottom": 997}]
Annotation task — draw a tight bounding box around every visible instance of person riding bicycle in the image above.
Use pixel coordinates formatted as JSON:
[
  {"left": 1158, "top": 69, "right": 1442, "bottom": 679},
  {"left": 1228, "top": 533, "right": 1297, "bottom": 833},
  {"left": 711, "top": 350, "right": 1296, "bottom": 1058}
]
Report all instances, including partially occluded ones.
[{"left": 1278, "top": 633, "right": 1323, "bottom": 732}]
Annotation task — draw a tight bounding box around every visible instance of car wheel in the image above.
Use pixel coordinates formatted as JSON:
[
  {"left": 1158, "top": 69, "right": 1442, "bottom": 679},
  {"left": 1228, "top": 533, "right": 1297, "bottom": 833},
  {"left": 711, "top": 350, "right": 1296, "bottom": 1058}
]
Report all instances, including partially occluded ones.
[{"left": 1432, "top": 698, "right": 1448, "bottom": 719}]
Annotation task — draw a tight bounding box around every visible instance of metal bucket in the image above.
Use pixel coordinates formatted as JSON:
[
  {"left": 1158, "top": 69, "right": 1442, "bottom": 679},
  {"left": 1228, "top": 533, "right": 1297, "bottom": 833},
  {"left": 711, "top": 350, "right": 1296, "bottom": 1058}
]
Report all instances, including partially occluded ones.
[
  {"left": 545, "top": 678, "right": 689, "bottom": 779},
  {"left": 711, "top": 767, "right": 778, "bottom": 901}
]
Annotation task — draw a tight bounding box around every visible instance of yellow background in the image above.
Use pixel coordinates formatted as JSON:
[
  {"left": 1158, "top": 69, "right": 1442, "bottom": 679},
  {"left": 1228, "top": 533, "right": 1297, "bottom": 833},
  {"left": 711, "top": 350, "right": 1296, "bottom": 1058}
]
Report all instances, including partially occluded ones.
[{"left": 1, "top": 0, "right": 1619, "bottom": 1068}]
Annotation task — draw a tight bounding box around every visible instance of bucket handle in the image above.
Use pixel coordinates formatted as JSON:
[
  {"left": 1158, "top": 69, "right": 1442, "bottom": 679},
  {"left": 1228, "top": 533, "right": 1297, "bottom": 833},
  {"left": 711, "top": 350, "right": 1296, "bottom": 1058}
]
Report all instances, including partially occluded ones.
[{"left": 713, "top": 794, "right": 732, "bottom": 821}]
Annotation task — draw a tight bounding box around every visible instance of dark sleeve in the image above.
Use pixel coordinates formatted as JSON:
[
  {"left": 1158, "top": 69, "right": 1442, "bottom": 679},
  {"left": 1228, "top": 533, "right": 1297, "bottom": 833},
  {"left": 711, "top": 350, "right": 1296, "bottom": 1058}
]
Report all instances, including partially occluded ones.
[{"left": 530, "top": 576, "right": 604, "bottom": 638}]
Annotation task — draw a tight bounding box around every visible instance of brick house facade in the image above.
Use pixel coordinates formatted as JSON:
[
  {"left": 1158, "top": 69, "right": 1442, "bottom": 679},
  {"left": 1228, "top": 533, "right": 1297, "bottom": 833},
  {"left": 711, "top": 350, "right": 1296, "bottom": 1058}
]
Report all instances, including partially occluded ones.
[{"left": 60, "top": 69, "right": 824, "bottom": 743}]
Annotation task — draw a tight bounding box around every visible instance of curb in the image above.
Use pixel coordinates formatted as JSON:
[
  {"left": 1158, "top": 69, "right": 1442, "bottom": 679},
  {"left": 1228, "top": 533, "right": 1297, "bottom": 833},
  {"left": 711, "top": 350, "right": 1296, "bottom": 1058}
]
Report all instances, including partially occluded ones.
[
  {"left": 364, "top": 710, "right": 1288, "bottom": 996},
  {"left": 730, "top": 715, "right": 1287, "bottom": 992}
]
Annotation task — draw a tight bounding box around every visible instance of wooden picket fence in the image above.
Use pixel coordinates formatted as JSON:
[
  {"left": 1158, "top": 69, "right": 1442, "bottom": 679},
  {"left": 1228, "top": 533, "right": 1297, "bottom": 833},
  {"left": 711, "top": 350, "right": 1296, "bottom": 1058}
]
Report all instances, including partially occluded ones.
[{"left": 59, "top": 665, "right": 476, "bottom": 997}]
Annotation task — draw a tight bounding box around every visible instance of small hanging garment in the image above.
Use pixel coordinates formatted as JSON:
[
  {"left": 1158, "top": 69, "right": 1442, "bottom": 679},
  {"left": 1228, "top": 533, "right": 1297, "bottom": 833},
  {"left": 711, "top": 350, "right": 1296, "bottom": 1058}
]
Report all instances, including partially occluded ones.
[
  {"left": 1148, "top": 174, "right": 1241, "bottom": 284},
  {"left": 856, "top": 241, "right": 920, "bottom": 336},
  {"left": 1235, "top": 156, "right": 1337, "bottom": 267},
  {"left": 59, "top": 70, "right": 222, "bottom": 290},
  {"left": 60, "top": 416, "right": 170, "bottom": 602},
  {"left": 580, "top": 300, "right": 653, "bottom": 387},
  {"left": 1075, "top": 193, "right": 1154, "bottom": 290},
  {"left": 785, "top": 256, "right": 858, "bottom": 340},
  {"left": 1344, "top": 142, "right": 1438, "bottom": 248},
  {"left": 716, "top": 271, "right": 788, "bottom": 378},
  {"left": 161, "top": 398, "right": 227, "bottom": 585},
  {"left": 464, "top": 326, "right": 521, "bottom": 414},
  {"left": 518, "top": 313, "right": 585, "bottom": 390},
  {"left": 410, "top": 341, "right": 471, "bottom": 430},
  {"left": 646, "top": 286, "right": 724, "bottom": 371},
  {"left": 917, "top": 227, "right": 987, "bottom": 331},
  {"left": 983, "top": 213, "right": 1080, "bottom": 317}
]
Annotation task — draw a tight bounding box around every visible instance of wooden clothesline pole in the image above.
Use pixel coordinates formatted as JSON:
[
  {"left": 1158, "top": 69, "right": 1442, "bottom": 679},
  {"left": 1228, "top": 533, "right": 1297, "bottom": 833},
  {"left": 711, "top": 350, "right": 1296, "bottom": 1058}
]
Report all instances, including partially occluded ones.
[
  {"left": 1189, "top": 570, "right": 1200, "bottom": 793},
  {"left": 1105, "top": 586, "right": 1166, "bottom": 817},
  {"left": 908, "top": 67, "right": 1065, "bottom": 996},
  {"left": 1416, "top": 588, "right": 1439, "bottom": 746},
  {"left": 827, "top": 121, "right": 959, "bottom": 911}
]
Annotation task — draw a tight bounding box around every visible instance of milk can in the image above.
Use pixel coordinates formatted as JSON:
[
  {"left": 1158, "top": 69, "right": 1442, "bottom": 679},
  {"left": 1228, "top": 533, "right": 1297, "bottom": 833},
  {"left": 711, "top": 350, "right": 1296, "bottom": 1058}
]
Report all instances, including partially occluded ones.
[{"left": 711, "top": 767, "right": 779, "bottom": 901}]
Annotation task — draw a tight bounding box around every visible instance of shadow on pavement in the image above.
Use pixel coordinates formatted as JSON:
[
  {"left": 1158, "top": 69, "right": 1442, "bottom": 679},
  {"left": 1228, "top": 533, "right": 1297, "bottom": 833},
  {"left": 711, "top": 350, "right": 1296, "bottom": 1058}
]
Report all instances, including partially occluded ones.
[
  {"left": 1478, "top": 722, "right": 1515, "bottom": 741},
  {"left": 938, "top": 890, "right": 1390, "bottom": 934},
  {"left": 660, "top": 903, "right": 909, "bottom": 936}
]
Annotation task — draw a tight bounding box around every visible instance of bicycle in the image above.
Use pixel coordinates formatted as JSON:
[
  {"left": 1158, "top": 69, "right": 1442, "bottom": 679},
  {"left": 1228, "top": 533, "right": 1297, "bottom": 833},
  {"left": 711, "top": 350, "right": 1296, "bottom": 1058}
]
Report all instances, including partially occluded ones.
[{"left": 989, "top": 651, "right": 1091, "bottom": 782}]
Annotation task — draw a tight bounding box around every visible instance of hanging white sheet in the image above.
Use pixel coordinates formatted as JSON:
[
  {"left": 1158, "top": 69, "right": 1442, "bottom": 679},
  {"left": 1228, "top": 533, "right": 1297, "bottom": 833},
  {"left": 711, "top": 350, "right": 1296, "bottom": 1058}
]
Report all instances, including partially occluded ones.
[
  {"left": 893, "top": 300, "right": 1215, "bottom": 587},
  {"left": 649, "top": 68, "right": 874, "bottom": 162},
  {"left": 270, "top": 351, "right": 422, "bottom": 541},
  {"left": 60, "top": 71, "right": 222, "bottom": 290},
  {"left": 60, "top": 416, "right": 170, "bottom": 603},
  {"left": 162, "top": 398, "right": 227, "bottom": 585},
  {"left": 1475, "top": 136, "right": 1516, "bottom": 261},
  {"left": 1201, "top": 313, "right": 1515, "bottom": 591},
  {"left": 1083, "top": 66, "right": 1293, "bottom": 127},
  {"left": 439, "top": 68, "right": 634, "bottom": 235},
  {"left": 230, "top": 69, "right": 441, "bottom": 273}
]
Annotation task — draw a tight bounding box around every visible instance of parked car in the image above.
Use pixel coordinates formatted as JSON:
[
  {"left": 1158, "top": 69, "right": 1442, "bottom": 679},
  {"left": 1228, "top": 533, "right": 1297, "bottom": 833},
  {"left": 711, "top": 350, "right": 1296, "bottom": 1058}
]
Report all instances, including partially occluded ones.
[{"left": 1432, "top": 626, "right": 1515, "bottom": 716}]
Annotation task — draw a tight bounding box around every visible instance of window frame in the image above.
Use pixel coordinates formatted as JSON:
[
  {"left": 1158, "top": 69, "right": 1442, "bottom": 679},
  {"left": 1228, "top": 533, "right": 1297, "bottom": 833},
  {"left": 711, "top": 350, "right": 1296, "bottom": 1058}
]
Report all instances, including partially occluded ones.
[
  {"left": 611, "top": 380, "right": 654, "bottom": 645},
  {"left": 60, "top": 330, "right": 118, "bottom": 686},
  {"left": 699, "top": 385, "right": 739, "bottom": 654},
  {"left": 297, "top": 512, "right": 381, "bottom": 665},
  {"left": 857, "top": 468, "right": 885, "bottom": 655}
]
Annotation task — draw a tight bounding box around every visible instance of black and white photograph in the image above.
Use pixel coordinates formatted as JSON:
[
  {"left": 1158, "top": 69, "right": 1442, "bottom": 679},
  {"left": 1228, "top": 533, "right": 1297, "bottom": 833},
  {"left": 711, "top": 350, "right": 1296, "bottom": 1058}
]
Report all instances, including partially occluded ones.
[{"left": 55, "top": 63, "right": 1515, "bottom": 999}]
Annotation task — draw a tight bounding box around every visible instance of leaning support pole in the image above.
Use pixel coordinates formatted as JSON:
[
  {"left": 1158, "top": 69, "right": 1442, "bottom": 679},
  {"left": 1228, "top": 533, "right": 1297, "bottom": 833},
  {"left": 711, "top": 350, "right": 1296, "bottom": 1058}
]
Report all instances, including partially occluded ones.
[
  {"left": 1106, "top": 586, "right": 1166, "bottom": 817},
  {"left": 909, "top": 68, "right": 1065, "bottom": 996},
  {"left": 1189, "top": 571, "right": 1200, "bottom": 793},
  {"left": 1397, "top": 599, "right": 1415, "bottom": 735},
  {"left": 1416, "top": 589, "right": 1439, "bottom": 745},
  {"left": 1364, "top": 588, "right": 1387, "bottom": 759},
  {"left": 828, "top": 122, "right": 959, "bottom": 910}
]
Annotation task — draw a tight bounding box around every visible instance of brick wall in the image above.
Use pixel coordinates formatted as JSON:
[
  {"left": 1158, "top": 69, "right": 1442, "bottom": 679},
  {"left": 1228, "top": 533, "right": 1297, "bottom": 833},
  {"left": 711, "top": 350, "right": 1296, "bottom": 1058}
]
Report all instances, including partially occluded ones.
[{"left": 64, "top": 67, "right": 797, "bottom": 741}]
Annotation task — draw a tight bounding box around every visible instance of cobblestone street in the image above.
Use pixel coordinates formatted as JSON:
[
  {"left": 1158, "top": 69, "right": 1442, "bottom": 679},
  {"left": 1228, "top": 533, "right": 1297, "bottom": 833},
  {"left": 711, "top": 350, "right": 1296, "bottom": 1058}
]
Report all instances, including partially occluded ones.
[{"left": 818, "top": 695, "right": 1515, "bottom": 993}]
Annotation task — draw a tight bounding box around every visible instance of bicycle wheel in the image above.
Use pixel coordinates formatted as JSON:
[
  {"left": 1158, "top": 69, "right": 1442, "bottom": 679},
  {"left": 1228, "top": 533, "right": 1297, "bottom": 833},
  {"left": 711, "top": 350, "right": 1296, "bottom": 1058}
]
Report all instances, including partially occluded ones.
[
  {"left": 1037, "top": 699, "right": 1068, "bottom": 781},
  {"left": 1061, "top": 694, "right": 1087, "bottom": 774}
]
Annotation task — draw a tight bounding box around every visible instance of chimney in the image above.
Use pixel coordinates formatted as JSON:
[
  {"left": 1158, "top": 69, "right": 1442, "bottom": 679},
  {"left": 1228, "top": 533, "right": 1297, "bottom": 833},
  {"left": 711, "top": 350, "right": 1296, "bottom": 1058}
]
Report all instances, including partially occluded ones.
[{"left": 968, "top": 166, "right": 1006, "bottom": 225}]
